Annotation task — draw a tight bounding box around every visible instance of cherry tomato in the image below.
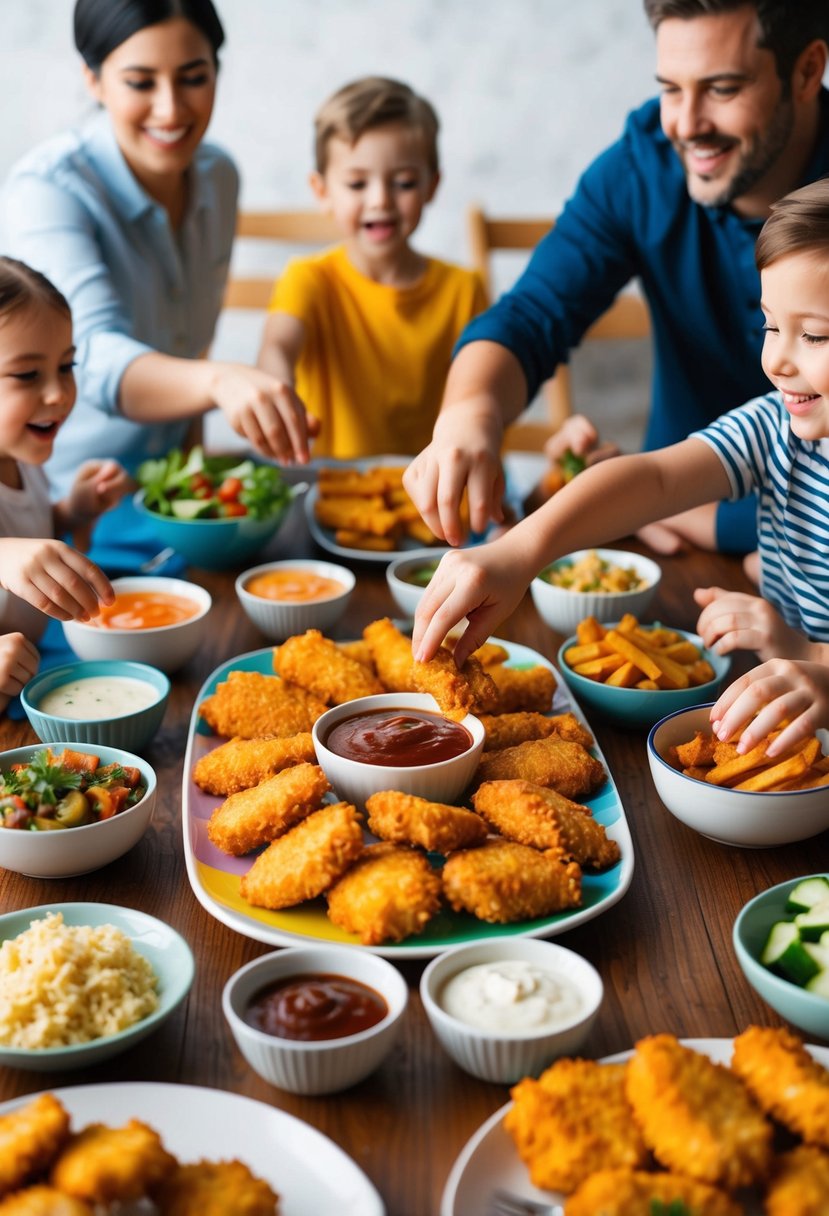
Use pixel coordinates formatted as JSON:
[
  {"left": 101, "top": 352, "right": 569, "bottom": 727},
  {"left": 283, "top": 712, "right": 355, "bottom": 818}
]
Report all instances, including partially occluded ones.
[
  {"left": 219, "top": 501, "right": 247, "bottom": 517},
  {"left": 218, "top": 476, "right": 243, "bottom": 503},
  {"left": 190, "top": 473, "right": 214, "bottom": 498}
]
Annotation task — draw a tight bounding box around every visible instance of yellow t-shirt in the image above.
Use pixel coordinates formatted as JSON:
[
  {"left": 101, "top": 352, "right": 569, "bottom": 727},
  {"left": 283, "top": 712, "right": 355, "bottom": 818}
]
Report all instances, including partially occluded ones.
[{"left": 269, "top": 245, "right": 486, "bottom": 459}]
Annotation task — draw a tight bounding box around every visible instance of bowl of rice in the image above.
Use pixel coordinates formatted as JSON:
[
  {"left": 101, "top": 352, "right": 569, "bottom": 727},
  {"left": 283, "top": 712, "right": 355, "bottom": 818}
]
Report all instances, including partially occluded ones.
[{"left": 0, "top": 902, "right": 194, "bottom": 1070}]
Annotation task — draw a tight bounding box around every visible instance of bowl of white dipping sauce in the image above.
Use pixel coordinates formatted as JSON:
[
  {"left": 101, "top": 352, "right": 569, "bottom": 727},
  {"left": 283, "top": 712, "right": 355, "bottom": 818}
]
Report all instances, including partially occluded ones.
[
  {"left": 21, "top": 660, "right": 170, "bottom": 752},
  {"left": 420, "top": 938, "right": 603, "bottom": 1083}
]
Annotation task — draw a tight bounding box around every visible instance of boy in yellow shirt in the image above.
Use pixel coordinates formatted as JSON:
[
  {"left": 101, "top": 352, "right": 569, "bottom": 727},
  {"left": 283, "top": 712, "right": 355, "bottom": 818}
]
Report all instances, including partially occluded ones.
[{"left": 257, "top": 77, "right": 486, "bottom": 459}]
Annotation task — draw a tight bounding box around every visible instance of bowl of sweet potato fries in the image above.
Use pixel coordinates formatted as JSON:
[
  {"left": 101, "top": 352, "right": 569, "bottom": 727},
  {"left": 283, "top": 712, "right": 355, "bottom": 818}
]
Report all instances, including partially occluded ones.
[
  {"left": 648, "top": 706, "right": 829, "bottom": 847},
  {"left": 557, "top": 615, "right": 730, "bottom": 729}
]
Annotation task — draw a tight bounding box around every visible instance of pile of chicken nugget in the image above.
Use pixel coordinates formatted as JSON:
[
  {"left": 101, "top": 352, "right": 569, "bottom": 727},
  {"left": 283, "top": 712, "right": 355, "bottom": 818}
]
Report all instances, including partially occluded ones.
[
  {"left": 193, "top": 620, "right": 622, "bottom": 945},
  {"left": 0, "top": 1092, "right": 278, "bottom": 1214},
  {"left": 506, "top": 1025, "right": 829, "bottom": 1215}
]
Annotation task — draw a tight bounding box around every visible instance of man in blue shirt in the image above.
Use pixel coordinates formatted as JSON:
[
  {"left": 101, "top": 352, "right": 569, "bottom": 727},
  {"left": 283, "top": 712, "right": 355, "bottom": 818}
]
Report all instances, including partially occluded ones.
[{"left": 404, "top": 0, "right": 829, "bottom": 556}]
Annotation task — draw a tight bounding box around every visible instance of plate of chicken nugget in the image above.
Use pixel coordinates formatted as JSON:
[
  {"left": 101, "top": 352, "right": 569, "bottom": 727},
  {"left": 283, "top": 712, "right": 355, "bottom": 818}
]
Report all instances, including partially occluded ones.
[
  {"left": 181, "top": 632, "right": 633, "bottom": 959},
  {"left": 441, "top": 1029, "right": 829, "bottom": 1216}
]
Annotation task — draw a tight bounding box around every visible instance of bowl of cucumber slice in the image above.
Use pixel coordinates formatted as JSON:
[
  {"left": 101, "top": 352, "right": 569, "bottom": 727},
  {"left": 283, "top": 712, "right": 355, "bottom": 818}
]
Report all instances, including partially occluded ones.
[{"left": 733, "top": 875, "right": 829, "bottom": 1039}]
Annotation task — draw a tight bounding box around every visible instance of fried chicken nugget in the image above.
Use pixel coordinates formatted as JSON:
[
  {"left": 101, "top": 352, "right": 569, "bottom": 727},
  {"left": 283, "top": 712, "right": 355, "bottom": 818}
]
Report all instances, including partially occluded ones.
[
  {"left": 314, "top": 498, "right": 398, "bottom": 536},
  {"left": 50, "top": 1120, "right": 176, "bottom": 1205},
  {"left": 625, "top": 1034, "right": 772, "bottom": 1190},
  {"left": 480, "top": 711, "right": 594, "bottom": 752},
  {"left": 564, "top": 1167, "right": 743, "bottom": 1216},
  {"left": 0, "top": 1187, "right": 92, "bottom": 1216},
  {"left": 363, "top": 617, "right": 415, "bottom": 692},
  {"left": 472, "top": 780, "right": 621, "bottom": 870},
  {"left": 475, "top": 737, "right": 606, "bottom": 801},
  {"left": 731, "top": 1025, "right": 829, "bottom": 1149},
  {"left": 199, "top": 671, "right": 327, "bottom": 739},
  {"left": 442, "top": 839, "right": 582, "bottom": 923},
  {"left": 155, "top": 1159, "right": 279, "bottom": 1216},
  {"left": 488, "top": 664, "right": 557, "bottom": 713},
  {"left": 273, "top": 629, "right": 384, "bottom": 704},
  {"left": 239, "top": 801, "right": 364, "bottom": 910},
  {"left": 326, "top": 841, "right": 442, "bottom": 944},
  {"left": 765, "top": 1145, "right": 829, "bottom": 1216},
  {"left": 504, "top": 1060, "right": 648, "bottom": 1192},
  {"left": 192, "top": 733, "right": 315, "bottom": 796},
  {"left": 0, "top": 1094, "right": 70, "bottom": 1197},
  {"left": 365, "top": 790, "right": 487, "bottom": 853},
  {"left": 469, "top": 640, "right": 509, "bottom": 668},
  {"left": 336, "top": 639, "right": 376, "bottom": 672},
  {"left": 206, "top": 762, "right": 330, "bottom": 855},
  {"left": 412, "top": 647, "right": 497, "bottom": 719}
]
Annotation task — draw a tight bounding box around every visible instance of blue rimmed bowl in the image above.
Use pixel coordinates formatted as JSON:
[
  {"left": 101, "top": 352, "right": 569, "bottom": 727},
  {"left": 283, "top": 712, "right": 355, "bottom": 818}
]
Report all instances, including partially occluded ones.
[
  {"left": 21, "top": 660, "right": 169, "bottom": 752},
  {"left": 133, "top": 488, "right": 296, "bottom": 571}
]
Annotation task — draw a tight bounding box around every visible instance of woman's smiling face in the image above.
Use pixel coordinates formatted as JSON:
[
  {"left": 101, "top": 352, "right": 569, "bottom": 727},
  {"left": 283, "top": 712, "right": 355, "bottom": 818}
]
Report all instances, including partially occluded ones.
[{"left": 83, "top": 16, "right": 216, "bottom": 199}]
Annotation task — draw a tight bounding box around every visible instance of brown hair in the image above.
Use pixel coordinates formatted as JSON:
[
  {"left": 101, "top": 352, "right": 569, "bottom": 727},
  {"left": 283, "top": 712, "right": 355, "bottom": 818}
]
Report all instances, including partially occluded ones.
[
  {"left": 755, "top": 177, "right": 829, "bottom": 270},
  {"left": 642, "top": 1, "right": 829, "bottom": 83},
  {"left": 0, "top": 257, "right": 71, "bottom": 324},
  {"left": 314, "top": 77, "right": 439, "bottom": 175}
]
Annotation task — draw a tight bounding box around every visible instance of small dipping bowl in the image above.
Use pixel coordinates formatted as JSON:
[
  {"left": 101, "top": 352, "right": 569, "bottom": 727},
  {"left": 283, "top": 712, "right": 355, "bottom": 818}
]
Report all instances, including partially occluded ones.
[
  {"left": 385, "top": 548, "right": 451, "bottom": 618},
  {"left": 222, "top": 945, "right": 408, "bottom": 1095},
  {"left": 235, "top": 559, "right": 354, "bottom": 641}
]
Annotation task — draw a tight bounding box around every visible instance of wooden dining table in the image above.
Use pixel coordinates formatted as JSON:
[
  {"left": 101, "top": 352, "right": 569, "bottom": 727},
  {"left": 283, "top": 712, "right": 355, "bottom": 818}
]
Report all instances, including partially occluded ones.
[{"left": 1, "top": 488, "right": 826, "bottom": 1216}]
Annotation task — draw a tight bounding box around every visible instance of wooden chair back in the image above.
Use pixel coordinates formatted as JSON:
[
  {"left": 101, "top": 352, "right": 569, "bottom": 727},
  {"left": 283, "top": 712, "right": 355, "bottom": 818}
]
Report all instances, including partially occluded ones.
[{"left": 223, "top": 210, "right": 340, "bottom": 309}]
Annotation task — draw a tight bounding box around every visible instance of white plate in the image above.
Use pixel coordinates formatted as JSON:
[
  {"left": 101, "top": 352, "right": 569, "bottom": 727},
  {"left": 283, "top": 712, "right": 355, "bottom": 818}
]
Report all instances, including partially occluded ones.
[
  {"left": 440, "top": 1037, "right": 829, "bottom": 1215},
  {"left": 182, "top": 639, "right": 634, "bottom": 959},
  {"left": 0, "top": 1081, "right": 384, "bottom": 1216}
]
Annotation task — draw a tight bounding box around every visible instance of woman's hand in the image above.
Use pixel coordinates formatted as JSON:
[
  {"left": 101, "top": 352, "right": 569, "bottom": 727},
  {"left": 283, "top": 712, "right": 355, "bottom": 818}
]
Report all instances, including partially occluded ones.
[
  {"left": 709, "top": 656, "right": 829, "bottom": 758},
  {"left": 210, "top": 364, "right": 319, "bottom": 464},
  {"left": 693, "top": 586, "right": 809, "bottom": 663},
  {"left": 0, "top": 539, "right": 114, "bottom": 622},
  {"left": 0, "top": 632, "right": 39, "bottom": 714}
]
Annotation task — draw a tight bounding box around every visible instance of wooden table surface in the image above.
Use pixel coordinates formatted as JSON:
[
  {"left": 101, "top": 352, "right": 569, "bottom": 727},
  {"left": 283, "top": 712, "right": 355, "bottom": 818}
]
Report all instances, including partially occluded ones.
[{"left": 1, "top": 496, "right": 826, "bottom": 1216}]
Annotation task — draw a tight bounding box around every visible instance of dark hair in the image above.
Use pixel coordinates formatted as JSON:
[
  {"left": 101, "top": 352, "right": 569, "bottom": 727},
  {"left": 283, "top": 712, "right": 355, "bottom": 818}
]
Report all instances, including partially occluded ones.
[
  {"left": 74, "top": 0, "right": 224, "bottom": 70},
  {"left": 0, "top": 257, "right": 71, "bottom": 324},
  {"left": 314, "top": 77, "right": 440, "bottom": 175},
  {"left": 642, "top": 1, "right": 829, "bottom": 82},
  {"left": 755, "top": 176, "right": 829, "bottom": 270}
]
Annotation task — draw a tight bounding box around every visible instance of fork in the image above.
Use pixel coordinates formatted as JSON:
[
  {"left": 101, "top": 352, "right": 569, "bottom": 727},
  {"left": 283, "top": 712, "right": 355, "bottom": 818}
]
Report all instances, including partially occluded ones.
[{"left": 486, "top": 1189, "right": 563, "bottom": 1216}]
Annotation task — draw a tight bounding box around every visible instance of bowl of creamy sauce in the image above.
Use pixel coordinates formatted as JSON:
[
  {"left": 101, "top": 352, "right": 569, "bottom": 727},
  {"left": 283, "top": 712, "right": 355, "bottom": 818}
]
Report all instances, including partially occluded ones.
[
  {"left": 38, "top": 675, "right": 161, "bottom": 721},
  {"left": 439, "top": 960, "right": 584, "bottom": 1035}
]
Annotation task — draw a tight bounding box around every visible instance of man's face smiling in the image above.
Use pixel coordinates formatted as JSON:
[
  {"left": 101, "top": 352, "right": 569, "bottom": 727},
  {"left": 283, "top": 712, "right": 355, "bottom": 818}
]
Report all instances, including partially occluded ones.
[{"left": 656, "top": 6, "right": 793, "bottom": 213}]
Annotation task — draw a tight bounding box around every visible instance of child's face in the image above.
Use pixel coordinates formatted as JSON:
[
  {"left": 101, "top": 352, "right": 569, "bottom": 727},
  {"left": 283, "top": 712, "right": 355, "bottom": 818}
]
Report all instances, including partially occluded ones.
[
  {"left": 760, "top": 250, "right": 829, "bottom": 441},
  {"left": 0, "top": 304, "right": 76, "bottom": 468},
  {"left": 311, "top": 124, "right": 438, "bottom": 259}
]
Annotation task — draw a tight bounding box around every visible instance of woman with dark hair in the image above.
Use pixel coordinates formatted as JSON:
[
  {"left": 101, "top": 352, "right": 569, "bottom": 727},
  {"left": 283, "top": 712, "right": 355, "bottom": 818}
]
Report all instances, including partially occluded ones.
[{"left": 1, "top": 0, "right": 314, "bottom": 571}]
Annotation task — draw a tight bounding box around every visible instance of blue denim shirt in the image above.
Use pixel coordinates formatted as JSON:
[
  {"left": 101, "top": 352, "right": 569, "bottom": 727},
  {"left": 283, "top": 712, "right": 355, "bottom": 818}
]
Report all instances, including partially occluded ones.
[
  {"left": 458, "top": 92, "right": 829, "bottom": 551},
  {"left": 0, "top": 109, "right": 239, "bottom": 495}
]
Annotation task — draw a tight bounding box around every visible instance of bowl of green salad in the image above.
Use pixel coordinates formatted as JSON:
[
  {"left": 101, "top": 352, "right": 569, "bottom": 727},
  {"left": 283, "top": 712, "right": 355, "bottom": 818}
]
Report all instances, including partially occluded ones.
[{"left": 134, "top": 447, "right": 301, "bottom": 571}]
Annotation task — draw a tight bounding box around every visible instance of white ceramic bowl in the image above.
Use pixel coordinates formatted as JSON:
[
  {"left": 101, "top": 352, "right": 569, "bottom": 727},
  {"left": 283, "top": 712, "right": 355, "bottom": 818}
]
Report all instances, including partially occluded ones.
[
  {"left": 0, "top": 901, "right": 193, "bottom": 1070},
  {"left": 648, "top": 705, "right": 829, "bottom": 847},
  {"left": 63, "top": 576, "right": 212, "bottom": 674},
  {"left": 385, "top": 548, "right": 450, "bottom": 618},
  {"left": 420, "top": 938, "right": 603, "bottom": 1084},
  {"left": 222, "top": 945, "right": 408, "bottom": 1095},
  {"left": 235, "top": 559, "right": 354, "bottom": 641},
  {"left": 312, "top": 693, "right": 485, "bottom": 811},
  {"left": 0, "top": 743, "right": 157, "bottom": 878},
  {"left": 531, "top": 548, "right": 662, "bottom": 636}
]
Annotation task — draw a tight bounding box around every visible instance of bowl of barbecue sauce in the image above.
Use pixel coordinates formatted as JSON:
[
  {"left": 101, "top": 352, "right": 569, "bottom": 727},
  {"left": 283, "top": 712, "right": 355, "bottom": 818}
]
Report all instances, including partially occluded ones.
[
  {"left": 223, "top": 946, "right": 408, "bottom": 1094},
  {"left": 312, "top": 693, "right": 485, "bottom": 810}
]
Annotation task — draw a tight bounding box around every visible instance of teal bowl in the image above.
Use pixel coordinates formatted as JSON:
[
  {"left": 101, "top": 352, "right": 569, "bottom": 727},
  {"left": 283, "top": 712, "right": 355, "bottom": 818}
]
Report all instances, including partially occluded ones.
[
  {"left": 21, "top": 660, "right": 169, "bottom": 752},
  {"left": 133, "top": 488, "right": 292, "bottom": 571},
  {"left": 556, "top": 625, "right": 731, "bottom": 730},
  {"left": 734, "top": 877, "right": 829, "bottom": 1041},
  {"left": 0, "top": 902, "right": 194, "bottom": 1070}
]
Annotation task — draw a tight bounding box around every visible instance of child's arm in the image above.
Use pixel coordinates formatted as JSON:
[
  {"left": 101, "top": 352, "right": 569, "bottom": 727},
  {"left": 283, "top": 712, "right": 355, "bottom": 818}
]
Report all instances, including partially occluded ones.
[
  {"left": 0, "top": 632, "right": 39, "bottom": 715},
  {"left": 708, "top": 655, "right": 829, "bottom": 759},
  {"left": 0, "top": 539, "right": 114, "bottom": 622},
  {"left": 53, "top": 459, "right": 132, "bottom": 538},
  {"left": 412, "top": 436, "right": 730, "bottom": 665}
]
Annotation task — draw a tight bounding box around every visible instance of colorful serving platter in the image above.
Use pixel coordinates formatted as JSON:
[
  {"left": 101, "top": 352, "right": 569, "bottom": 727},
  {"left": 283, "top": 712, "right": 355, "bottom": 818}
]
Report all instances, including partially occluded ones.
[{"left": 182, "top": 639, "right": 634, "bottom": 959}]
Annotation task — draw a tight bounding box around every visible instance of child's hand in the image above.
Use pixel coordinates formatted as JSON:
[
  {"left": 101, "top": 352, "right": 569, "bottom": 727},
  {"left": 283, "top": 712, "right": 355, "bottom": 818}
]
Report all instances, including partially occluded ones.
[
  {"left": 411, "top": 538, "right": 530, "bottom": 667},
  {"left": 68, "top": 460, "right": 133, "bottom": 520},
  {"left": 694, "top": 586, "right": 808, "bottom": 663},
  {"left": 210, "top": 364, "right": 320, "bottom": 464},
  {"left": 543, "top": 414, "right": 599, "bottom": 463},
  {"left": 709, "top": 657, "right": 829, "bottom": 758},
  {"left": 0, "top": 631, "right": 39, "bottom": 715},
  {"left": 0, "top": 539, "right": 114, "bottom": 622}
]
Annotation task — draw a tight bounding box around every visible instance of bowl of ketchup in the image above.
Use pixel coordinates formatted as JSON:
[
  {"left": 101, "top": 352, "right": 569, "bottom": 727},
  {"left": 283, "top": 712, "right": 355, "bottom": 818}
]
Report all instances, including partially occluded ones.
[
  {"left": 63, "top": 576, "right": 212, "bottom": 674},
  {"left": 222, "top": 945, "right": 408, "bottom": 1095},
  {"left": 312, "top": 693, "right": 486, "bottom": 811}
]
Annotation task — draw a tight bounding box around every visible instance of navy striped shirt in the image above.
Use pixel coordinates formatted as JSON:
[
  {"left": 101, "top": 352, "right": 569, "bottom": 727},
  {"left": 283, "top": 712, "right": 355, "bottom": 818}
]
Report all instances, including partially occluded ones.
[{"left": 694, "top": 393, "right": 829, "bottom": 642}]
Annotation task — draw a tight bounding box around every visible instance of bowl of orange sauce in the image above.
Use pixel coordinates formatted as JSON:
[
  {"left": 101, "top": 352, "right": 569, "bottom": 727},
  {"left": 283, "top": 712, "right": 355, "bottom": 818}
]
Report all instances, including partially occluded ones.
[
  {"left": 235, "top": 559, "right": 354, "bottom": 641},
  {"left": 63, "top": 576, "right": 212, "bottom": 674}
]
